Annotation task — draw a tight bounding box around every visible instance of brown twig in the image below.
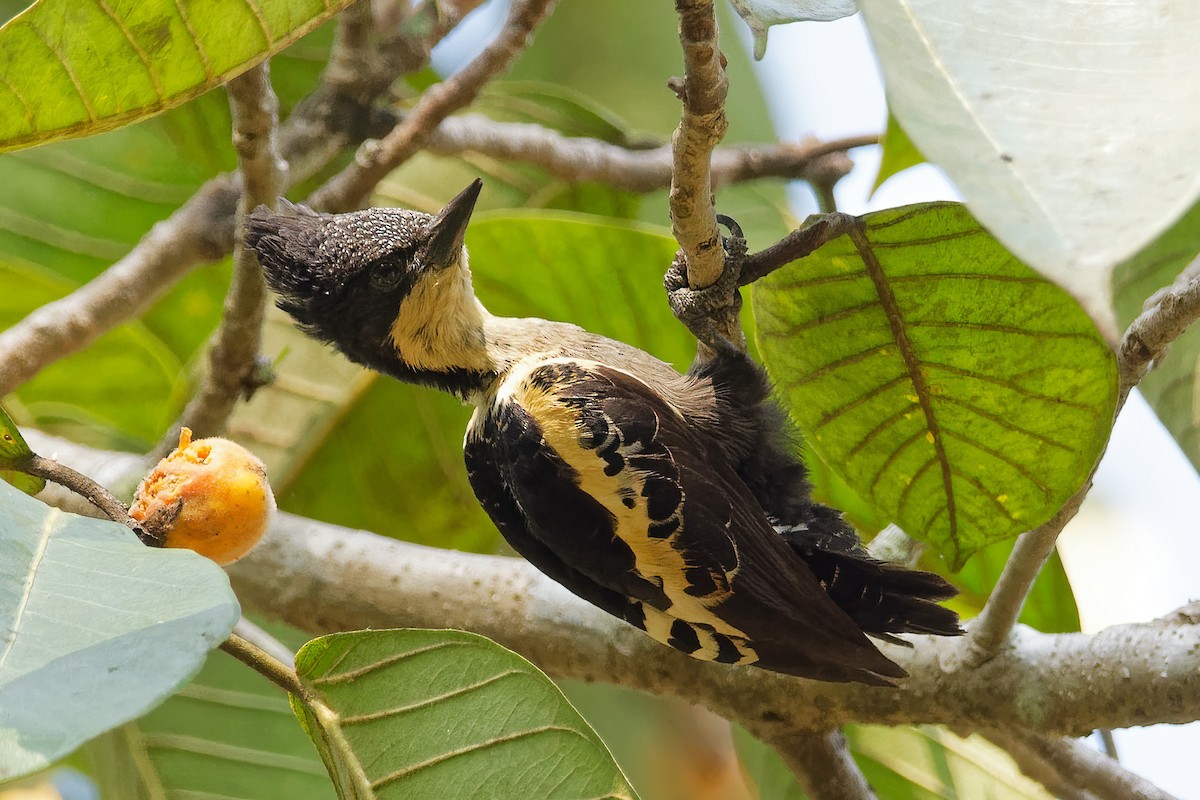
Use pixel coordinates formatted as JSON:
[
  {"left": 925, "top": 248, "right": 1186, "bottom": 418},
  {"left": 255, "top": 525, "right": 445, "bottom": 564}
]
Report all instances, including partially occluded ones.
[
  {"left": 308, "top": 0, "right": 559, "bottom": 213},
  {"left": 220, "top": 633, "right": 310, "bottom": 700},
  {"left": 737, "top": 211, "right": 862, "bottom": 285},
  {"left": 154, "top": 63, "right": 285, "bottom": 457},
  {"left": 8, "top": 453, "right": 143, "bottom": 540},
  {"left": 424, "top": 115, "right": 878, "bottom": 193},
  {"left": 669, "top": 0, "right": 729, "bottom": 291}
]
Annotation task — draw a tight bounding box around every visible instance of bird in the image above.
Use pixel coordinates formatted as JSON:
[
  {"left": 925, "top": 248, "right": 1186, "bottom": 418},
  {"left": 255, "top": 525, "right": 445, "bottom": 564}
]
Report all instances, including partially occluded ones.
[{"left": 245, "top": 178, "right": 961, "bottom": 685}]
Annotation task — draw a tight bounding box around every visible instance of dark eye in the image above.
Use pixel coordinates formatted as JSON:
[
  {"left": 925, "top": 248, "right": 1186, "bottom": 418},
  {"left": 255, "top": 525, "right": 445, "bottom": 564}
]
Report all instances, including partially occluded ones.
[{"left": 369, "top": 263, "right": 403, "bottom": 291}]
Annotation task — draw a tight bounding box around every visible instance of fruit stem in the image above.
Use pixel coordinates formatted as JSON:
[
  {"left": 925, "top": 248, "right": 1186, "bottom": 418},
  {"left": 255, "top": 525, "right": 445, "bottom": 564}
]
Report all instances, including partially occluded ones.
[{"left": 16, "top": 453, "right": 152, "bottom": 543}]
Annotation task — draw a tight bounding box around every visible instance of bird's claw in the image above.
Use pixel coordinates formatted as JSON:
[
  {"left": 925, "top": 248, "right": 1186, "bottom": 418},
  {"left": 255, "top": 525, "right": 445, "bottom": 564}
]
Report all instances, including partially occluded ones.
[{"left": 665, "top": 216, "right": 749, "bottom": 355}]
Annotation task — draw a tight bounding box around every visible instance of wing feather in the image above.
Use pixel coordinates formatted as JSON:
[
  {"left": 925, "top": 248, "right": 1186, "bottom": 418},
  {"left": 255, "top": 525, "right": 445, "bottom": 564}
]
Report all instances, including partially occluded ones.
[{"left": 466, "top": 358, "right": 905, "bottom": 683}]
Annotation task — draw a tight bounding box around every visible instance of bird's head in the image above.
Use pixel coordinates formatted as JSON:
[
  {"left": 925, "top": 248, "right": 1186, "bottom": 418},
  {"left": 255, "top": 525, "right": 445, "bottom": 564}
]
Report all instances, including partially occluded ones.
[{"left": 246, "top": 179, "right": 490, "bottom": 391}]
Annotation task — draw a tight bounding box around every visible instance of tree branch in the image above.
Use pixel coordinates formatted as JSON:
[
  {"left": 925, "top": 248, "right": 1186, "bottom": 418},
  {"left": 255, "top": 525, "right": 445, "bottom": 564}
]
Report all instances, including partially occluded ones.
[
  {"left": 26, "top": 431, "right": 1200, "bottom": 796},
  {"left": 154, "top": 63, "right": 285, "bottom": 456},
  {"left": 760, "top": 729, "right": 874, "bottom": 800},
  {"left": 308, "top": 0, "right": 559, "bottom": 213},
  {"left": 424, "top": 115, "right": 875, "bottom": 193},
  {"left": 989, "top": 729, "right": 1179, "bottom": 800},
  {"left": 669, "top": 0, "right": 728, "bottom": 291}
]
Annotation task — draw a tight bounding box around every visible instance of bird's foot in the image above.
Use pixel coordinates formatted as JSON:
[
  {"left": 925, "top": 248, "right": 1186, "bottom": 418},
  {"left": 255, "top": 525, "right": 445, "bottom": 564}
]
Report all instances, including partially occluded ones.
[{"left": 665, "top": 216, "right": 749, "bottom": 356}]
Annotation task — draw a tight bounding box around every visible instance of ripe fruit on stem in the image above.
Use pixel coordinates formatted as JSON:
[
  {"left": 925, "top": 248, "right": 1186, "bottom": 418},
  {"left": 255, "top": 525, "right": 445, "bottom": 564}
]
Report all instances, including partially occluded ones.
[{"left": 131, "top": 427, "right": 275, "bottom": 565}]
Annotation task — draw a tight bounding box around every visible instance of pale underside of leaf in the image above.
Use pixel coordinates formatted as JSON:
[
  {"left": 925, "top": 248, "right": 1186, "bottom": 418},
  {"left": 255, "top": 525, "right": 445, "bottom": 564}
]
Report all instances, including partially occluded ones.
[{"left": 860, "top": 0, "right": 1200, "bottom": 339}]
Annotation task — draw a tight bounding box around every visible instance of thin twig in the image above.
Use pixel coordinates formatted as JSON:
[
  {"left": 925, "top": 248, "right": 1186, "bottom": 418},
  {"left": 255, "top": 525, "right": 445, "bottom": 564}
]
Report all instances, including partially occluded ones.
[
  {"left": 424, "top": 115, "right": 878, "bottom": 193},
  {"left": 669, "top": 0, "right": 729, "bottom": 291},
  {"left": 989, "top": 730, "right": 1180, "bottom": 800},
  {"left": 308, "top": 0, "right": 559, "bottom": 213},
  {"left": 155, "top": 64, "right": 285, "bottom": 457},
  {"left": 738, "top": 211, "right": 862, "bottom": 285},
  {"left": 220, "top": 633, "right": 310, "bottom": 700},
  {"left": 233, "top": 617, "right": 297, "bottom": 668},
  {"left": 964, "top": 254, "right": 1200, "bottom": 664}
]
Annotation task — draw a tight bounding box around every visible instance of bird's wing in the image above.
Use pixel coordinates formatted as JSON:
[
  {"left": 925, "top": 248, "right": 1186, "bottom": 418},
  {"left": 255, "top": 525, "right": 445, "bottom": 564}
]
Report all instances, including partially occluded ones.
[{"left": 465, "top": 358, "right": 904, "bottom": 683}]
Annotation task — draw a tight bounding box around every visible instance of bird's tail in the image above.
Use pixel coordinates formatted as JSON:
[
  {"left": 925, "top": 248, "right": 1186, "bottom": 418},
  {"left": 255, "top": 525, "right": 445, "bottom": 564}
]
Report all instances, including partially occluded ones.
[{"left": 776, "top": 508, "right": 962, "bottom": 644}]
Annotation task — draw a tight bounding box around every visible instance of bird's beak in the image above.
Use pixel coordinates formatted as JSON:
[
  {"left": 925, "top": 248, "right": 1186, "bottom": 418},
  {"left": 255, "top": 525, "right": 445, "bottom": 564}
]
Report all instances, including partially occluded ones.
[{"left": 421, "top": 179, "right": 482, "bottom": 270}]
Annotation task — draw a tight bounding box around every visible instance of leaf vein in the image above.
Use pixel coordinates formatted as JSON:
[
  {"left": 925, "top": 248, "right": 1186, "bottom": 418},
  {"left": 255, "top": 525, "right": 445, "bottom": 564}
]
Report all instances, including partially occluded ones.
[
  {"left": 339, "top": 669, "right": 526, "bottom": 726},
  {"left": 96, "top": 0, "right": 166, "bottom": 103}
]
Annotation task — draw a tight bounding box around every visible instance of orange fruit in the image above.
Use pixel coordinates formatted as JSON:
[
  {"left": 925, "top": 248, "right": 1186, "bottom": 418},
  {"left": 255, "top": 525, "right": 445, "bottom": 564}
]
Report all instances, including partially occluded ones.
[{"left": 131, "top": 427, "right": 275, "bottom": 565}]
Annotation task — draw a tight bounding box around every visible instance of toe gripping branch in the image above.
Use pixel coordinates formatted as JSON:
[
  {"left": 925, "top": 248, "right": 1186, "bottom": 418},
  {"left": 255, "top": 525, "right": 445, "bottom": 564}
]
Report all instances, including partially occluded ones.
[
  {"left": 665, "top": 215, "right": 750, "bottom": 358},
  {"left": 666, "top": 211, "right": 864, "bottom": 356}
]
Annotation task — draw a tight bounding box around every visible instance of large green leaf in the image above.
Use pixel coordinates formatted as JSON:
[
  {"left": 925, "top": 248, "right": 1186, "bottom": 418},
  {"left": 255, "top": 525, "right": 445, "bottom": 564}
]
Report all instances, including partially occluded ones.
[
  {"left": 0, "top": 0, "right": 355, "bottom": 153},
  {"left": 0, "top": 403, "right": 43, "bottom": 495},
  {"left": 292, "top": 629, "right": 637, "bottom": 800},
  {"left": 90, "top": 622, "right": 334, "bottom": 800},
  {"left": 752, "top": 203, "right": 1117, "bottom": 566},
  {"left": 269, "top": 214, "right": 691, "bottom": 550},
  {"left": 0, "top": 479, "right": 239, "bottom": 780},
  {"left": 1111, "top": 198, "right": 1200, "bottom": 473},
  {"left": 860, "top": 0, "right": 1200, "bottom": 330}
]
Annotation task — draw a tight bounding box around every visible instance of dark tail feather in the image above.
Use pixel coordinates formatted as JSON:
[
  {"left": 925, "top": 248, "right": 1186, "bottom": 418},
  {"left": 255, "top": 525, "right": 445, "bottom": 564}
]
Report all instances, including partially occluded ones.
[{"left": 779, "top": 515, "right": 963, "bottom": 642}]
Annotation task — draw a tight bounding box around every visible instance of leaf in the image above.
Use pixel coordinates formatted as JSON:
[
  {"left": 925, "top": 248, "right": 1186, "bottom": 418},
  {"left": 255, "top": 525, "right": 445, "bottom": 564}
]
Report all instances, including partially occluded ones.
[
  {"left": 859, "top": 0, "right": 1200, "bottom": 334},
  {"left": 0, "top": 479, "right": 239, "bottom": 781},
  {"left": 0, "top": 403, "right": 43, "bottom": 495},
  {"left": 1111, "top": 198, "right": 1200, "bottom": 472},
  {"left": 90, "top": 621, "right": 334, "bottom": 800},
  {"left": 846, "top": 726, "right": 1054, "bottom": 799},
  {"left": 292, "top": 629, "right": 638, "bottom": 800},
  {"left": 871, "top": 112, "right": 924, "bottom": 195},
  {"left": 262, "top": 214, "right": 691, "bottom": 550},
  {"left": 751, "top": 203, "right": 1117, "bottom": 566},
  {"left": 0, "top": 0, "right": 356, "bottom": 153},
  {"left": 729, "top": 0, "right": 858, "bottom": 60}
]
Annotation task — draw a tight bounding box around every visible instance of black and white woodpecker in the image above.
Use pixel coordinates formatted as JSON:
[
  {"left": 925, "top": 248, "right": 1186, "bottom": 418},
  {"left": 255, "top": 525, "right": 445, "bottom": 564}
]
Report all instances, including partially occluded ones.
[{"left": 246, "top": 179, "right": 961, "bottom": 685}]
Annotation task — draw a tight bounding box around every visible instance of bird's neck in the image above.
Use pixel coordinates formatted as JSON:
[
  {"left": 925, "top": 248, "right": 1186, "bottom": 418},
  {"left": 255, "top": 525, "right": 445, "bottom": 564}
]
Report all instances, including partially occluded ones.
[{"left": 381, "top": 275, "right": 580, "bottom": 403}]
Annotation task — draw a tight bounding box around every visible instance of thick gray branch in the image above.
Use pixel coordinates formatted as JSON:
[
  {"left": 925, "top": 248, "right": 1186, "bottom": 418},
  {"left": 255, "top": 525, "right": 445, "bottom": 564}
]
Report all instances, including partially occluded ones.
[{"left": 26, "top": 429, "right": 1200, "bottom": 740}]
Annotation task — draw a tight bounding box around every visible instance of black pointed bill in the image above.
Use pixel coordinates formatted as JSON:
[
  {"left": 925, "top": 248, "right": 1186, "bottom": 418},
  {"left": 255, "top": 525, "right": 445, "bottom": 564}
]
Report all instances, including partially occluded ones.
[{"left": 420, "top": 178, "right": 482, "bottom": 270}]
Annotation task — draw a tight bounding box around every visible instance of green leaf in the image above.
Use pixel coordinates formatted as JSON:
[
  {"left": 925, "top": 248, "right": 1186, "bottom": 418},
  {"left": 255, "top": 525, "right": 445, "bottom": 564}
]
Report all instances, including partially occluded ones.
[
  {"left": 860, "top": 0, "right": 1200, "bottom": 330},
  {"left": 1111, "top": 198, "right": 1200, "bottom": 472},
  {"left": 0, "top": 0, "right": 356, "bottom": 153},
  {"left": 847, "top": 726, "right": 1054, "bottom": 799},
  {"left": 0, "top": 402, "right": 43, "bottom": 495},
  {"left": 90, "top": 621, "right": 334, "bottom": 800},
  {"left": 752, "top": 203, "right": 1117, "bottom": 566},
  {"left": 0, "top": 479, "right": 239, "bottom": 781},
  {"left": 292, "top": 629, "right": 638, "bottom": 800},
  {"left": 267, "top": 214, "right": 691, "bottom": 549},
  {"left": 872, "top": 112, "right": 924, "bottom": 195}
]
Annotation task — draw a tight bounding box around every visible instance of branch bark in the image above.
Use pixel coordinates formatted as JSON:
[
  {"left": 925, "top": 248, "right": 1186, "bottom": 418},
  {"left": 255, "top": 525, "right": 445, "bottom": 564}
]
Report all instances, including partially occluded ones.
[
  {"left": 155, "top": 63, "right": 285, "bottom": 455},
  {"left": 988, "top": 730, "right": 1180, "bottom": 800},
  {"left": 763, "top": 730, "right": 875, "bottom": 800},
  {"left": 669, "top": 0, "right": 729, "bottom": 290},
  {"left": 26, "top": 428, "right": 1200, "bottom": 741},
  {"left": 308, "top": 0, "right": 559, "bottom": 212}
]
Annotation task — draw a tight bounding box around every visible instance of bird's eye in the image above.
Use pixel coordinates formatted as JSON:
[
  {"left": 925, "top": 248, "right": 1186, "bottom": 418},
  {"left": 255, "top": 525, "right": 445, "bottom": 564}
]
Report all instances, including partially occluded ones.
[{"left": 369, "top": 264, "right": 403, "bottom": 291}]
